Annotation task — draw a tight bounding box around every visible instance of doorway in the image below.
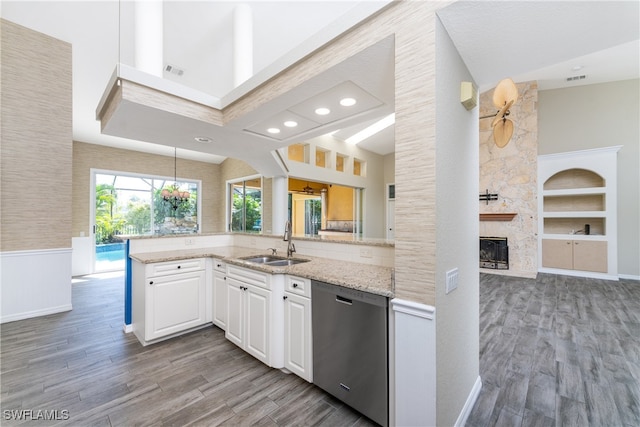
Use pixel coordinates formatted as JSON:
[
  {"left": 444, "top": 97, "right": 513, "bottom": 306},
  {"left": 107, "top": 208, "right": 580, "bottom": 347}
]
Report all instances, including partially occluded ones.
[{"left": 93, "top": 170, "right": 200, "bottom": 272}]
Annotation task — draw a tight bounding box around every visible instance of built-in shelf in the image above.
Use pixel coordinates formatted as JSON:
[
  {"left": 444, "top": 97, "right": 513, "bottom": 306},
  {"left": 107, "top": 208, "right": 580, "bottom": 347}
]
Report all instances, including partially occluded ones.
[
  {"left": 538, "top": 146, "right": 621, "bottom": 279},
  {"left": 479, "top": 213, "right": 517, "bottom": 221}
]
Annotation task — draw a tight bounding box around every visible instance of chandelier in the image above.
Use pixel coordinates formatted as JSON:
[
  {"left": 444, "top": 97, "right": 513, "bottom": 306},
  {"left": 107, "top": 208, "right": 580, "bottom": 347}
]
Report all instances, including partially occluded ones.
[{"left": 161, "top": 148, "right": 190, "bottom": 211}]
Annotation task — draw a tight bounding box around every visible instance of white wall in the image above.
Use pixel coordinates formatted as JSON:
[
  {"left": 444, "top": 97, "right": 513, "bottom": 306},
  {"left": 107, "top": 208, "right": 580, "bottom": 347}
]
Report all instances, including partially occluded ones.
[
  {"left": 538, "top": 79, "right": 640, "bottom": 278},
  {"left": 434, "top": 17, "right": 481, "bottom": 425}
]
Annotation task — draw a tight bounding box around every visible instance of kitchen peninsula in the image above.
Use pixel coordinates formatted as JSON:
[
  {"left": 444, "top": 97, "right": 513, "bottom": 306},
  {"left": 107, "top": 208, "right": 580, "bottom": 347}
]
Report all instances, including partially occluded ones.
[
  {"left": 127, "top": 232, "right": 394, "bottom": 423},
  {"left": 127, "top": 232, "right": 394, "bottom": 344}
]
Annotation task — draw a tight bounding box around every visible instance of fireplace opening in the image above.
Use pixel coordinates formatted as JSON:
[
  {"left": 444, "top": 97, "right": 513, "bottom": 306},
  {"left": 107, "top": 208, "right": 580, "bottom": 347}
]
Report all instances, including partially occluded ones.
[{"left": 480, "top": 237, "right": 509, "bottom": 269}]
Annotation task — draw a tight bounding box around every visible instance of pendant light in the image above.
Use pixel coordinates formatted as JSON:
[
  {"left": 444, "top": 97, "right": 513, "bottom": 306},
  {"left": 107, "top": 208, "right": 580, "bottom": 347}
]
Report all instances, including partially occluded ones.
[{"left": 161, "top": 148, "right": 190, "bottom": 210}]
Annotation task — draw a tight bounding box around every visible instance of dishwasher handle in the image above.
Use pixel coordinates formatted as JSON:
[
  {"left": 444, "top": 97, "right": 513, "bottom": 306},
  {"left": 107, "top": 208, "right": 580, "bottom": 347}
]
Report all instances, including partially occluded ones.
[{"left": 336, "top": 295, "right": 352, "bottom": 305}]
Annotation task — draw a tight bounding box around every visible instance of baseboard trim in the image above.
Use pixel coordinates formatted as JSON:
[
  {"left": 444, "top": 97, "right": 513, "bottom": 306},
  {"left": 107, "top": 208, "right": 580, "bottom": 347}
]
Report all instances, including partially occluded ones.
[
  {"left": 1, "top": 304, "right": 72, "bottom": 324},
  {"left": 123, "top": 324, "right": 133, "bottom": 333},
  {"left": 619, "top": 274, "right": 640, "bottom": 281},
  {"left": 455, "top": 376, "right": 482, "bottom": 427},
  {"left": 539, "top": 267, "right": 618, "bottom": 281}
]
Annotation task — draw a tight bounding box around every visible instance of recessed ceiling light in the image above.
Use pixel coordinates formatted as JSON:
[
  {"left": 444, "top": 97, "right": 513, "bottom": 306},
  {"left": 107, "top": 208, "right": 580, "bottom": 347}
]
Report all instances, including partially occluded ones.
[
  {"left": 340, "top": 97, "right": 357, "bottom": 107},
  {"left": 315, "top": 107, "right": 331, "bottom": 116},
  {"left": 267, "top": 127, "right": 281, "bottom": 134},
  {"left": 194, "top": 136, "right": 213, "bottom": 143},
  {"left": 284, "top": 120, "right": 298, "bottom": 128}
]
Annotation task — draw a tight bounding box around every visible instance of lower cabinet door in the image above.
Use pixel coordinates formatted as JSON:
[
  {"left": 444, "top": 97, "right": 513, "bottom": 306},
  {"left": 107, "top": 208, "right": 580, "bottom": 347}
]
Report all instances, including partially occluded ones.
[
  {"left": 573, "top": 240, "right": 607, "bottom": 273},
  {"left": 245, "top": 284, "right": 271, "bottom": 365},
  {"left": 542, "top": 239, "right": 573, "bottom": 269},
  {"left": 213, "top": 271, "right": 227, "bottom": 329},
  {"left": 225, "top": 278, "right": 244, "bottom": 347},
  {"left": 284, "top": 292, "right": 312, "bottom": 382},
  {"left": 146, "top": 270, "right": 206, "bottom": 341}
]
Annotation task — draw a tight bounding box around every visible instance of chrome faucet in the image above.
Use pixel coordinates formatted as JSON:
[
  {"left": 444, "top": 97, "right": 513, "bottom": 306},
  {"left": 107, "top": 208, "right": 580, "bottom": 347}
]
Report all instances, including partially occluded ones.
[{"left": 283, "top": 220, "right": 296, "bottom": 258}]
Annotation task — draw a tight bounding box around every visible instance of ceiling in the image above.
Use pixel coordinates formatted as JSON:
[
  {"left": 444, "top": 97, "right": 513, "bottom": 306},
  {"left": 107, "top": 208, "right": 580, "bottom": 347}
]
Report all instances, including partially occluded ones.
[{"left": 2, "top": 1, "right": 638, "bottom": 170}]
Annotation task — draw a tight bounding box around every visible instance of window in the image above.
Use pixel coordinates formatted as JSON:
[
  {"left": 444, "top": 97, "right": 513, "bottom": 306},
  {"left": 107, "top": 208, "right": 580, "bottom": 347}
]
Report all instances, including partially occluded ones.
[
  {"left": 315, "top": 148, "right": 329, "bottom": 168},
  {"left": 287, "top": 143, "right": 309, "bottom": 164},
  {"left": 353, "top": 158, "right": 366, "bottom": 177},
  {"left": 229, "top": 176, "right": 262, "bottom": 232},
  {"left": 93, "top": 170, "right": 200, "bottom": 272},
  {"left": 336, "top": 153, "right": 347, "bottom": 172},
  {"left": 95, "top": 172, "right": 200, "bottom": 241}
]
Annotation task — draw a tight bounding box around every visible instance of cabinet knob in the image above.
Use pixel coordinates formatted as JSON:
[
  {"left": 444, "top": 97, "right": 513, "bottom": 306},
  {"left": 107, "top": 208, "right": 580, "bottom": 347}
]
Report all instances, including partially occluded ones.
[
  {"left": 293, "top": 283, "right": 299, "bottom": 288},
  {"left": 149, "top": 281, "right": 154, "bottom": 285},
  {"left": 283, "top": 295, "right": 288, "bottom": 300},
  {"left": 177, "top": 265, "right": 181, "bottom": 269},
  {"left": 217, "top": 264, "right": 222, "bottom": 268}
]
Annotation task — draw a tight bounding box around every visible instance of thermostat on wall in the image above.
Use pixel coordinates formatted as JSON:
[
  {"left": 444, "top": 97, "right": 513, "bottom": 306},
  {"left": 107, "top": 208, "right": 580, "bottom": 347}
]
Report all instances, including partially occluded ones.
[{"left": 460, "top": 81, "right": 477, "bottom": 110}]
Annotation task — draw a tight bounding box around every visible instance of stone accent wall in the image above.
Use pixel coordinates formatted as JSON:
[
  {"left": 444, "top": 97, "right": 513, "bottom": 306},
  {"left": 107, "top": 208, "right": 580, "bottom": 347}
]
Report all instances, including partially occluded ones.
[{"left": 479, "top": 81, "right": 538, "bottom": 278}]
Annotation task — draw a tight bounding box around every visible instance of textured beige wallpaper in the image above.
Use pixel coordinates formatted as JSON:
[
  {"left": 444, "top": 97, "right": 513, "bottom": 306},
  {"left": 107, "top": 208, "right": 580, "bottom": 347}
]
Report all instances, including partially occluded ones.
[
  {"left": 1, "top": 19, "right": 72, "bottom": 251},
  {"left": 72, "top": 142, "right": 222, "bottom": 235}
]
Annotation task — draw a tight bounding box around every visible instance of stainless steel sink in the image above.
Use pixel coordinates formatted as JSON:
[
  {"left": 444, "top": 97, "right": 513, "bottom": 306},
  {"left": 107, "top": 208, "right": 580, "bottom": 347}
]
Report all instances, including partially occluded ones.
[
  {"left": 241, "top": 255, "right": 309, "bottom": 266},
  {"left": 265, "top": 259, "right": 308, "bottom": 266},
  {"left": 242, "top": 256, "right": 282, "bottom": 264}
]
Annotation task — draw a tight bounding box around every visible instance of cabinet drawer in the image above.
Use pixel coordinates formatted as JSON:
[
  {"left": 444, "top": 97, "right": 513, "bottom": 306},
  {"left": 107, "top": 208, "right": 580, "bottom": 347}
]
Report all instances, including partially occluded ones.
[
  {"left": 146, "top": 258, "right": 205, "bottom": 277},
  {"left": 212, "top": 259, "right": 227, "bottom": 273},
  {"left": 227, "top": 264, "right": 270, "bottom": 290},
  {"left": 286, "top": 275, "right": 311, "bottom": 298}
]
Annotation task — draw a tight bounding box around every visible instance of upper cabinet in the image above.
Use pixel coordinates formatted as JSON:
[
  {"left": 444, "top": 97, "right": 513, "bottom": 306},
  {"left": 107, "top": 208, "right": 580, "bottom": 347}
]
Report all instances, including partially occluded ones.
[{"left": 538, "top": 146, "right": 621, "bottom": 279}]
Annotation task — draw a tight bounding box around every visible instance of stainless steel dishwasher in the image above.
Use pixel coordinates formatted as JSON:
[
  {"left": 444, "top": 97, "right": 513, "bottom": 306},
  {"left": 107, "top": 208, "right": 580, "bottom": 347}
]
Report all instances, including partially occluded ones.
[{"left": 312, "top": 280, "right": 388, "bottom": 426}]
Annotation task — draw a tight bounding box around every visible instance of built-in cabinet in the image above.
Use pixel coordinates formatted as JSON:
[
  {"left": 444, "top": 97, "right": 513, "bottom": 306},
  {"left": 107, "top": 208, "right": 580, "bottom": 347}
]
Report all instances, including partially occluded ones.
[
  {"left": 225, "top": 264, "right": 284, "bottom": 369},
  {"left": 132, "top": 258, "right": 208, "bottom": 345},
  {"left": 131, "top": 257, "right": 314, "bottom": 382},
  {"left": 538, "top": 146, "right": 620, "bottom": 279},
  {"left": 212, "top": 259, "right": 227, "bottom": 329},
  {"left": 283, "top": 276, "right": 313, "bottom": 382}
]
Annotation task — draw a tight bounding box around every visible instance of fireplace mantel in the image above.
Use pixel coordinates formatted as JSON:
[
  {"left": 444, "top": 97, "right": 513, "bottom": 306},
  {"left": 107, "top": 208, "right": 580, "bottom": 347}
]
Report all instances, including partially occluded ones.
[{"left": 479, "top": 213, "right": 517, "bottom": 221}]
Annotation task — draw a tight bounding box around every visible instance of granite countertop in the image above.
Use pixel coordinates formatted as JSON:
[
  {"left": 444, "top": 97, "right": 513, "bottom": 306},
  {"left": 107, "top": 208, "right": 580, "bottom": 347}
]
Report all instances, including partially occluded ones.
[{"left": 130, "top": 246, "right": 394, "bottom": 298}]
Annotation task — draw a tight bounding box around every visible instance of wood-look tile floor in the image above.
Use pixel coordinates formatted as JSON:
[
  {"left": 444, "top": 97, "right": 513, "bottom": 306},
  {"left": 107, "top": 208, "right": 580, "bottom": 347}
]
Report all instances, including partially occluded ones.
[
  {"left": 467, "top": 273, "right": 640, "bottom": 427},
  {"left": 0, "top": 272, "right": 377, "bottom": 426}
]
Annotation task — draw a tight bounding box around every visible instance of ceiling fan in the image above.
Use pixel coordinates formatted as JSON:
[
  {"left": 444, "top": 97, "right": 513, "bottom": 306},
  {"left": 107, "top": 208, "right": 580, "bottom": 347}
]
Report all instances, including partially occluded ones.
[
  {"left": 292, "top": 182, "right": 319, "bottom": 195},
  {"left": 481, "top": 78, "right": 519, "bottom": 148}
]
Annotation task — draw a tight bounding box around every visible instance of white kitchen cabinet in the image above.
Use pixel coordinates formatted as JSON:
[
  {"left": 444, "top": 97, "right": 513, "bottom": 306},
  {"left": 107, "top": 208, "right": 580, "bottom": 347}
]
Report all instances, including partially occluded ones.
[
  {"left": 283, "top": 275, "right": 312, "bottom": 382},
  {"left": 132, "top": 258, "right": 207, "bottom": 345},
  {"left": 212, "top": 259, "right": 227, "bottom": 330},
  {"left": 225, "top": 265, "right": 283, "bottom": 368}
]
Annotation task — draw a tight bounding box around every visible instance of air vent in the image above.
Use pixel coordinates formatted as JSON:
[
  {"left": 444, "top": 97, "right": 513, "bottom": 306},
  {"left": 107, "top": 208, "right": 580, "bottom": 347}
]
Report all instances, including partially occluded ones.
[
  {"left": 165, "top": 64, "right": 184, "bottom": 76},
  {"left": 566, "top": 75, "right": 586, "bottom": 82}
]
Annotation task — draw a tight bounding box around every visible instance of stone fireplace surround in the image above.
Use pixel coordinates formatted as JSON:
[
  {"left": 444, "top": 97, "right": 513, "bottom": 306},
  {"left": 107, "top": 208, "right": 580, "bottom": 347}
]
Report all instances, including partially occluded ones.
[{"left": 479, "top": 81, "right": 538, "bottom": 278}]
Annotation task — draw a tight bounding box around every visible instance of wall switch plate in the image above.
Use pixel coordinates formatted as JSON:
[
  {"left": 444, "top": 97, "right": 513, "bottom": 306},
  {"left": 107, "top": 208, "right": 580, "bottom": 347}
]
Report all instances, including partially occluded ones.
[{"left": 446, "top": 268, "right": 459, "bottom": 294}]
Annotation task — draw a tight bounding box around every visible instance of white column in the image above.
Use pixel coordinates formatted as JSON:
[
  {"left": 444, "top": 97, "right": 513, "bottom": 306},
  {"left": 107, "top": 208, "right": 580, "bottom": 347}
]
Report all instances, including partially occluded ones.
[
  {"left": 134, "top": 0, "right": 163, "bottom": 77},
  {"left": 233, "top": 4, "right": 253, "bottom": 87},
  {"left": 320, "top": 188, "right": 327, "bottom": 231},
  {"left": 272, "top": 176, "right": 288, "bottom": 236}
]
